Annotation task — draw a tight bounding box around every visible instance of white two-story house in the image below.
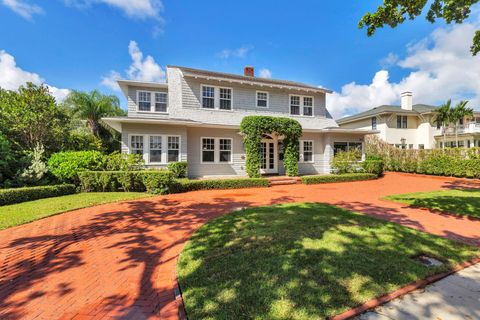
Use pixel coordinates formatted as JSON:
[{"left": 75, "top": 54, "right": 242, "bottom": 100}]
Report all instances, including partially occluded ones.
[{"left": 103, "top": 66, "right": 375, "bottom": 178}]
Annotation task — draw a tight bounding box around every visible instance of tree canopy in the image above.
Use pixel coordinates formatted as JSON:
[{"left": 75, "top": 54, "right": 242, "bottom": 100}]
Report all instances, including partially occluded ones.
[{"left": 359, "top": 0, "right": 480, "bottom": 55}]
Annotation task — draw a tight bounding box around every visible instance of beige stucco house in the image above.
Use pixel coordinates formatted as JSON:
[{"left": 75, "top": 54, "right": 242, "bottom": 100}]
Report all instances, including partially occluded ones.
[{"left": 103, "top": 66, "right": 375, "bottom": 178}]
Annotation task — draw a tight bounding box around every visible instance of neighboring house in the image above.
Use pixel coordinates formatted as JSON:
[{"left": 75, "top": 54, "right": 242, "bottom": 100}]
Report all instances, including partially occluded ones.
[
  {"left": 337, "top": 92, "right": 440, "bottom": 149},
  {"left": 439, "top": 111, "right": 480, "bottom": 148},
  {"left": 103, "top": 66, "right": 374, "bottom": 178}
]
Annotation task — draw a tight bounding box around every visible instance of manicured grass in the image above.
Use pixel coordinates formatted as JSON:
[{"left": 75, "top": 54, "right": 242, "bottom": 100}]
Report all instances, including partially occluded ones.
[
  {"left": 0, "top": 192, "right": 151, "bottom": 230},
  {"left": 384, "top": 189, "right": 480, "bottom": 218},
  {"left": 178, "top": 203, "right": 479, "bottom": 320}
]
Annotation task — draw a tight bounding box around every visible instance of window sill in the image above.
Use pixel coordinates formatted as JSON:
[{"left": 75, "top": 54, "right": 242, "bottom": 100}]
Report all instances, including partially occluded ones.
[
  {"left": 135, "top": 111, "right": 169, "bottom": 114},
  {"left": 200, "top": 162, "right": 234, "bottom": 165}
]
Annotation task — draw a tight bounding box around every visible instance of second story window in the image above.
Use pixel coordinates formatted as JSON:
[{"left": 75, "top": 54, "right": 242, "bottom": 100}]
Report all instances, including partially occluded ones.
[
  {"left": 372, "top": 117, "right": 377, "bottom": 130},
  {"left": 397, "top": 115, "right": 407, "bottom": 128},
  {"left": 219, "top": 88, "right": 232, "bottom": 110},
  {"left": 290, "top": 96, "right": 300, "bottom": 115},
  {"left": 257, "top": 91, "right": 269, "bottom": 107},
  {"left": 138, "top": 91, "right": 151, "bottom": 111},
  {"left": 155, "top": 93, "right": 167, "bottom": 112},
  {"left": 202, "top": 86, "right": 215, "bottom": 109},
  {"left": 303, "top": 97, "right": 313, "bottom": 116},
  {"left": 290, "top": 95, "right": 314, "bottom": 116}
]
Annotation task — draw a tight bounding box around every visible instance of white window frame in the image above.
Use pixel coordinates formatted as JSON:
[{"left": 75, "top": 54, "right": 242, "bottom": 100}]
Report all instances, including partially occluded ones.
[
  {"left": 136, "top": 90, "right": 168, "bottom": 113},
  {"left": 289, "top": 94, "right": 314, "bottom": 117},
  {"left": 256, "top": 91, "right": 269, "bottom": 108},
  {"left": 299, "top": 140, "right": 314, "bottom": 163},
  {"left": 128, "top": 134, "right": 181, "bottom": 164},
  {"left": 149, "top": 135, "right": 163, "bottom": 164},
  {"left": 200, "top": 85, "right": 233, "bottom": 111},
  {"left": 200, "top": 137, "right": 233, "bottom": 164}
]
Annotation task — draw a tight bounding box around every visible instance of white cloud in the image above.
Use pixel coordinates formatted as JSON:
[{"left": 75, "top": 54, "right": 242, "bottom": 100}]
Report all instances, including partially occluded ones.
[
  {"left": 380, "top": 52, "right": 399, "bottom": 68},
  {"left": 217, "top": 45, "right": 253, "bottom": 59},
  {"left": 101, "top": 41, "right": 165, "bottom": 91},
  {"left": 258, "top": 68, "right": 272, "bottom": 79},
  {"left": 0, "top": 50, "right": 69, "bottom": 102},
  {"left": 329, "top": 18, "right": 480, "bottom": 119},
  {"left": 64, "top": 0, "right": 163, "bottom": 19},
  {"left": 1, "top": 0, "right": 43, "bottom": 20}
]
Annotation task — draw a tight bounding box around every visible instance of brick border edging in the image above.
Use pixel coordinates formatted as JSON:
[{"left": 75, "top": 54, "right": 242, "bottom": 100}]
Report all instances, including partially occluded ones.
[{"left": 329, "top": 257, "right": 480, "bottom": 320}]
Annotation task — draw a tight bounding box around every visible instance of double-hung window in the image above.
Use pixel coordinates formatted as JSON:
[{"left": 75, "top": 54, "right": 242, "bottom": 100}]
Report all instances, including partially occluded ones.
[
  {"left": 300, "top": 140, "right": 314, "bottom": 163},
  {"left": 130, "top": 136, "right": 144, "bottom": 155},
  {"left": 201, "top": 137, "right": 233, "bottom": 163},
  {"left": 137, "top": 91, "right": 168, "bottom": 113},
  {"left": 257, "top": 91, "right": 269, "bottom": 108},
  {"left": 149, "top": 136, "right": 162, "bottom": 163},
  {"left": 303, "top": 97, "right": 313, "bottom": 116},
  {"left": 154, "top": 93, "right": 167, "bottom": 112},
  {"left": 290, "top": 95, "right": 314, "bottom": 116},
  {"left": 202, "top": 138, "right": 215, "bottom": 163},
  {"left": 397, "top": 115, "right": 408, "bottom": 128},
  {"left": 372, "top": 117, "right": 377, "bottom": 130},
  {"left": 219, "top": 88, "right": 232, "bottom": 110},
  {"left": 290, "top": 96, "right": 300, "bottom": 115},
  {"left": 333, "top": 142, "right": 363, "bottom": 158},
  {"left": 168, "top": 136, "right": 180, "bottom": 162},
  {"left": 138, "top": 92, "right": 151, "bottom": 111},
  {"left": 202, "top": 86, "right": 215, "bottom": 109}
]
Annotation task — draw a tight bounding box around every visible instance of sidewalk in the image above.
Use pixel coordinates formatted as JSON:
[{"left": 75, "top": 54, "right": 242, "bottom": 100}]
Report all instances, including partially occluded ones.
[{"left": 358, "top": 262, "right": 480, "bottom": 320}]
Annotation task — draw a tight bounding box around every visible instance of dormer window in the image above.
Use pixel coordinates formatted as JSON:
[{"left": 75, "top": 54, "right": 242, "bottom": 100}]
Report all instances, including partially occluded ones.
[
  {"left": 290, "top": 95, "right": 314, "bottom": 116},
  {"left": 137, "top": 90, "right": 168, "bottom": 113},
  {"left": 257, "top": 91, "right": 269, "bottom": 108},
  {"left": 201, "top": 85, "right": 233, "bottom": 110}
]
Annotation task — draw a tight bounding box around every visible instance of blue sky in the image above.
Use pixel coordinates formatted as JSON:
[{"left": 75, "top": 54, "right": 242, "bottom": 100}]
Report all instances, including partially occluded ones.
[{"left": 1, "top": 0, "right": 479, "bottom": 118}]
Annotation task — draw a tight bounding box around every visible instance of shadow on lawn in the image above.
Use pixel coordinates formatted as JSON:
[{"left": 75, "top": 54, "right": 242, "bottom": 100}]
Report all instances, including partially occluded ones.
[{"left": 177, "top": 203, "right": 477, "bottom": 320}]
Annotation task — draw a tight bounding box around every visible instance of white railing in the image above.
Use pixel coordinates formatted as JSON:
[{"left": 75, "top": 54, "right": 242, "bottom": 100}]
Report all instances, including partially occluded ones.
[{"left": 443, "top": 123, "right": 480, "bottom": 135}]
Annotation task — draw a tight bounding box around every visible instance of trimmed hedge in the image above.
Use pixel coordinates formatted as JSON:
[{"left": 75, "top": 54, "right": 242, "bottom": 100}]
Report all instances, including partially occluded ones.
[
  {"left": 0, "top": 184, "right": 76, "bottom": 206},
  {"left": 361, "top": 160, "right": 384, "bottom": 176},
  {"left": 301, "top": 173, "right": 378, "bottom": 185},
  {"left": 48, "top": 151, "right": 105, "bottom": 183},
  {"left": 167, "top": 162, "right": 188, "bottom": 178},
  {"left": 78, "top": 171, "right": 175, "bottom": 194},
  {"left": 173, "top": 178, "right": 269, "bottom": 193}
]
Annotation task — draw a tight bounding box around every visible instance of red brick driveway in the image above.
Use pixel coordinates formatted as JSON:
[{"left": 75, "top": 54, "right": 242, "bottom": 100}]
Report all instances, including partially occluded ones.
[{"left": 0, "top": 172, "right": 479, "bottom": 320}]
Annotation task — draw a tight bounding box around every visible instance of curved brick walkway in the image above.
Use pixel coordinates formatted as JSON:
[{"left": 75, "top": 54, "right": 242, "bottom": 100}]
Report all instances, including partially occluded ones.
[{"left": 0, "top": 172, "right": 479, "bottom": 320}]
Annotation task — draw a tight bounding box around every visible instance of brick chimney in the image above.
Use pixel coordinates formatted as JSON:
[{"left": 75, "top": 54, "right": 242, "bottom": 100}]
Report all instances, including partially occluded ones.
[
  {"left": 401, "top": 91, "right": 413, "bottom": 110},
  {"left": 244, "top": 66, "right": 254, "bottom": 77}
]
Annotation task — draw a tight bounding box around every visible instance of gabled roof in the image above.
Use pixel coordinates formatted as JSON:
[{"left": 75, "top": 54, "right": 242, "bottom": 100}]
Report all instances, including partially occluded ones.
[
  {"left": 168, "top": 65, "right": 332, "bottom": 94},
  {"left": 337, "top": 104, "right": 438, "bottom": 124}
]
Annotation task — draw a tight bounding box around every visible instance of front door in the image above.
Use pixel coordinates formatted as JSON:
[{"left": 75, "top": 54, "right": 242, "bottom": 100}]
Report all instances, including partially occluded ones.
[{"left": 260, "top": 139, "right": 278, "bottom": 174}]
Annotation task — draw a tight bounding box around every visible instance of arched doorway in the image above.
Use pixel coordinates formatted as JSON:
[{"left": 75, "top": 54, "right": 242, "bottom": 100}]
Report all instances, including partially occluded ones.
[{"left": 260, "top": 134, "right": 278, "bottom": 174}]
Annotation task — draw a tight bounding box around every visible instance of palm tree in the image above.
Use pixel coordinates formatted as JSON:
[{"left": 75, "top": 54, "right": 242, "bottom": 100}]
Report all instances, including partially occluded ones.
[
  {"left": 451, "top": 100, "right": 473, "bottom": 147},
  {"left": 64, "top": 90, "right": 125, "bottom": 137},
  {"left": 435, "top": 100, "right": 453, "bottom": 149}
]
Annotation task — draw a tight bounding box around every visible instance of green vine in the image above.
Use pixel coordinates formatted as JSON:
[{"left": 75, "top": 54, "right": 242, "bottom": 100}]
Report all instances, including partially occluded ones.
[{"left": 240, "top": 116, "right": 302, "bottom": 178}]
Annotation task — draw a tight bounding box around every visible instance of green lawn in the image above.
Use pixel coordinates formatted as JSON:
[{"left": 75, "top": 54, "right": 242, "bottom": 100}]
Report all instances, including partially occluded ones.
[
  {"left": 384, "top": 189, "right": 480, "bottom": 218},
  {"left": 177, "top": 203, "right": 479, "bottom": 320},
  {"left": 0, "top": 192, "right": 151, "bottom": 230}
]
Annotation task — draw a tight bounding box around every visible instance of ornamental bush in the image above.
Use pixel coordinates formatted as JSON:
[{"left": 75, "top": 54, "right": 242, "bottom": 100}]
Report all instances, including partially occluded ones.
[
  {"left": 172, "top": 177, "right": 269, "bottom": 193},
  {"left": 167, "top": 161, "right": 188, "bottom": 178},
  {"left": 0, "top": 184, "right": 76, "bottom": 206},
  {"left": 361, "top": 160, "right": 384, "bottom": 176},
  {"left": 240, "top": 116, "right": 302, "bottom": 177},
  {"left": 48, "top": 151, "right": 104, "bottom": 183},
  {"left": 330, "top": 149, "right": 362, "bottom": 174},
  {"left": 301, "top": 173, "right": 378, "bottom": 185}
]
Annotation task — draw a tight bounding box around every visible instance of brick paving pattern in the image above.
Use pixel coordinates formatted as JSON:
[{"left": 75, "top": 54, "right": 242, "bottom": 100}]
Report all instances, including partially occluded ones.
[{"left": 0, "top": 172, "right": 479, "bottom": 319}]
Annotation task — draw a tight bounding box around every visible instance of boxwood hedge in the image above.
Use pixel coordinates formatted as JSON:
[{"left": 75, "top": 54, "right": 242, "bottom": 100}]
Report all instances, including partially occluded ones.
[
  {"left": 0, "top": 184, "right": 76, "bottom": 206},
  {"left": 301, "top": 173, "right": 378, "bottom": 185}
]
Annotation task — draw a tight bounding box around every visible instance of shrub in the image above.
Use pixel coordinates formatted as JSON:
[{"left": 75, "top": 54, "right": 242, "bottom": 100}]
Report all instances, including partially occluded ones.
[
  {"left": 0, "top": 184, "right": 76, "bottom": 206},
  {"left": 18, "top": 144, "right": 49, "bottom": 186},
  {"left": 167, "top": 161, "right": 188, "bottom": 178},
  {"left": 301, "top": 173, "right": 378, "bottom": 185},
  {"left": 79, "top": 170, "right": 175, "bottom": 194},
  {"left": 330, "top": 149, "right": 362, "bottom": 174},
  {"left": 48, "top": 151, "right": 104, "bottom": 183},
  {"left": 104, "top": 152, "right": 144, "bottom": 171},
  {"left": 361, "top": 160, "right": 384, "bottom": 176},
  {"left": 173, "top": 178, "right": 269, "bottom": 193}
]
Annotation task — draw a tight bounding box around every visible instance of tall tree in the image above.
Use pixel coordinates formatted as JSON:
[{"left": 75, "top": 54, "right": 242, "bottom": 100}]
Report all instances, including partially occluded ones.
[
  {"left": 359, "top": 1, "right": 480, "bottom": 55},
  {"left": 0, "top": 83, "right": 69, "bottom": 153},
  {"left": 434, "top": 100, "right": 453, "bottom": 149},
  {"left": 451, "top": 100, "right": 474, "bottom": 146},
  {"left": 64, "top": 90, "right": 125, "bottom": 137}
]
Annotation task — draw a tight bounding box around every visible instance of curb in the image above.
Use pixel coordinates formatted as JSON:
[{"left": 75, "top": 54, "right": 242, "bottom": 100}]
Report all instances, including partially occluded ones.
[{"left": 329, "top": 257, "right": 480, "bottom": 320}]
